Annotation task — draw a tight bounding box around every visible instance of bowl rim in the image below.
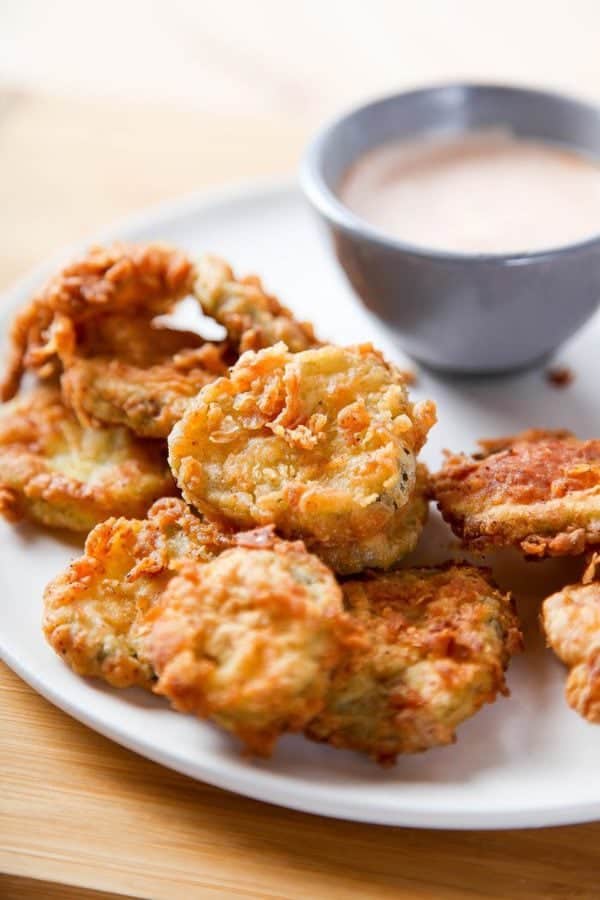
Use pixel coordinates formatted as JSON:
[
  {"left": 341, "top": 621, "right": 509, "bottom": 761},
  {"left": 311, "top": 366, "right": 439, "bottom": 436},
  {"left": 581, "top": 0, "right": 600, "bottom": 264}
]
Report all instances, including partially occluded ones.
[{"left": 300, "top": 81, "right": 600, "bottom": 264}]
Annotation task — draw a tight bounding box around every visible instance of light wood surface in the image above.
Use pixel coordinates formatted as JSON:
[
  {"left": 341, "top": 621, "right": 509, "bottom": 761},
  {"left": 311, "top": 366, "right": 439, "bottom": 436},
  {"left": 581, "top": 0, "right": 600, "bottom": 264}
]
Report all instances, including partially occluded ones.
[
  {"left": 6, "top": 2, "right": 600, "bottom": 122},
  {"left": 3, "top": 663, "right": 600, "bottom": 900},
  {"left": 2, "top": 89, "right": 600, "bottom": 900}
]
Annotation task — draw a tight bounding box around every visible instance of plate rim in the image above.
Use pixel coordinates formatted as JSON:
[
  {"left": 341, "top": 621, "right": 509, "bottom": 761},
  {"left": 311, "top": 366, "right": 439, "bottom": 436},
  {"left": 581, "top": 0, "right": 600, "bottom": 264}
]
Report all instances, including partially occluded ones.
[{"left": 1, "top": 176, "right": 599, "bottom": 830}]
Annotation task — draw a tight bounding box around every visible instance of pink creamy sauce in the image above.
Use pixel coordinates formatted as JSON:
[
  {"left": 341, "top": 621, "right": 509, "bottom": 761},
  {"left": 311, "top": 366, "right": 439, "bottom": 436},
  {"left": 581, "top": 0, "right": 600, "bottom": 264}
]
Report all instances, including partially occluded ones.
[{"left": 338, "top": 130, "right": 600, "bottom": 254}]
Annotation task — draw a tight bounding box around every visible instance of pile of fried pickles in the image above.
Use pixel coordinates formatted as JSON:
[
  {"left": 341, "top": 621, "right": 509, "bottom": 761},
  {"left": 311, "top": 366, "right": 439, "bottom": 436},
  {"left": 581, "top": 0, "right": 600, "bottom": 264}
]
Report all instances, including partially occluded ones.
[{"left": 1, "top": 242, "right": 598, "bottom": 763}]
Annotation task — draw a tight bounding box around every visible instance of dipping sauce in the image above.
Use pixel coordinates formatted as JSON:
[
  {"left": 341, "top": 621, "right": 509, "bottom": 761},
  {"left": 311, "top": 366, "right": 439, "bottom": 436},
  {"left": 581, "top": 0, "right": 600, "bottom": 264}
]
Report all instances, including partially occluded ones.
[{"left": 338, "top": 130, "right": 600, "bottom": 254}]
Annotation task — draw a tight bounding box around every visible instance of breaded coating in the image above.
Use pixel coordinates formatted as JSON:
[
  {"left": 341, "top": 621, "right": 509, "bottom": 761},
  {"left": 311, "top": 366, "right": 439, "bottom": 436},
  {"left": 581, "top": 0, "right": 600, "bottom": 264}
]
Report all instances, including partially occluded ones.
[
  {"left": 305, "top": 565, "right": 522, "bottom": 763},
  {"left": 2, "top": 242, "right": 195, "bottom": 400},
  {"left": 0, "top": 386, "right": 174, "bottom": 531},
  {"left": 43, "top": 498, "right": 228, "bottom": 688},
  {"left": 542, "top": 554, "right": 600, "bottom": 723},
  {"left": 148, "top": 542, "right": 359, "bottom": 754},
  {"left": 432, "top": 429, "right": 600, "bottom": 557},
  {"left": 169, "top": 342, "right": 436, "bottom": 574},
  {"left": 61, "top": 317, "right": 229, "bottom": 438},
  {"left": 321, "top": 463, "right": 430, "bottom": 575},
  {"left": 194, "top": 255, "right": 319, "bottom": 354},
  {"left": 0, "top": 242, "right": 231, "bottom": 438}
]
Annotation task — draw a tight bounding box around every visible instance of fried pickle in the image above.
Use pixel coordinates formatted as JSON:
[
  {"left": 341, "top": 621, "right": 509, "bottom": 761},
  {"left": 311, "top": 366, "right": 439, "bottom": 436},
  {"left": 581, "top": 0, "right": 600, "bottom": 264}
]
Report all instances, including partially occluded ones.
[
  {"left": 148, "top": 541, "right": 359, "bottom": 754},
  {"left": 0, "top": 243, "right": 233, "bottom": 437},
  {"left": 61, "top": 316, "right": 229, "bottom": 438},
  {"left": 193, "top": 255, "right": 319, "bottom": 354},
  {"left": 305, "top": 564, "right": 522, "bottom": 763},
  {"left": 431, "top": 429, "right": 600, "bottom": 557},
  {"left": 43, "top": 498, "right": 228, "bottom": 687},
  {"left": 2, "top": 242, "right": 195, "bottom": 400},
  {"left": 542, "top": 554, "right": 600, "bottom": 723},
  {"left": 0, "top": 386, "right": 174, "bottom": 531},
  {"left": 168, "top": 342, "right": 436, "bottom": 574}
]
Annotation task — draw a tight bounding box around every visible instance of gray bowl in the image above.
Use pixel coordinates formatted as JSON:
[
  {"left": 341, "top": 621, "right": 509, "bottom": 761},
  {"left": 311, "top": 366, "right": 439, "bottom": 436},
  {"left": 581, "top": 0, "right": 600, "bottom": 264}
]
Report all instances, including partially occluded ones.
[{"left": 301, "top": 84, "right": 600, "bottom": 373}]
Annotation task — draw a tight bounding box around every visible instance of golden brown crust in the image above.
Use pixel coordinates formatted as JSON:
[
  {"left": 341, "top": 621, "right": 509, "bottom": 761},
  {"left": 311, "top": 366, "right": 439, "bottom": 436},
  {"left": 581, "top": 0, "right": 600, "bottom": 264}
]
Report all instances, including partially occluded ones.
[
  {"left": 0, "top": 243, "right": 234, "bottom": 437},
  {"left": 71, "top": 314, "right": 207, "bottom": 365},
  {"left": 147, "top": 543, "right": 361, "bottom": 755},
  {"left": 2, "top": 243, "right": 195, "bottom": 401},
  {"left": 542, "top": 557, "right": 600, "bottom": 723},
  {"left": 0, "top": 386, "right": 175, "bottom": 531},
  {"left": 305, "top": 564, "right": 522, "bottom": 763},
  {"left": 169, "top": 342, "right": 436, "bottom": 574},
  {"left": 317, "top": 463, "right": 431, "bottom": 575},
  {"left": 431, "top": 430, "right": 600, "bottom": 557},
  {"left": 43, "top": 498, "right": 230, "bottom": 688},
  {"left": 473, "top": 428, "right": 575, "bottom": 457},
  {"left": 194, "top": 255, "right": 319, "bottom": 354},
  {"left": 62, "top": 330, "right": 229, "bottom": 438},
  {"left": 2, "top": 247, "right": 324, "bottom": 439}
]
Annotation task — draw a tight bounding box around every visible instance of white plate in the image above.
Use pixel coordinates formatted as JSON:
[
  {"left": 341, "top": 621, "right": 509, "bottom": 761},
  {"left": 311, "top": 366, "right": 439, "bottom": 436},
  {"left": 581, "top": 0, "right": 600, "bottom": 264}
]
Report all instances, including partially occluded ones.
[{"left": 2, "top": 179, "right": 600, "bottom": 830}]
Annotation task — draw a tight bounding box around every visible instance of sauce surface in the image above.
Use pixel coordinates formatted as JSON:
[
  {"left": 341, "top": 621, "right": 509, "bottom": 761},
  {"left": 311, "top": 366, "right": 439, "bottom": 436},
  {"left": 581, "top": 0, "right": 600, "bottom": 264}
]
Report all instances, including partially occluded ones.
[{"left": 338, "top": 130, "right": 600, "bottom": 254}]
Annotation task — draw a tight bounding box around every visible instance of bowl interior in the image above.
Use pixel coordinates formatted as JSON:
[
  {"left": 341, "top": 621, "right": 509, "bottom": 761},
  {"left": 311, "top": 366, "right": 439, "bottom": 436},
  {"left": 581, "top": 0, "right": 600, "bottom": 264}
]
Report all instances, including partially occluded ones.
[{"left": 315, "top": 85, "right": 600, "bottom": 198}]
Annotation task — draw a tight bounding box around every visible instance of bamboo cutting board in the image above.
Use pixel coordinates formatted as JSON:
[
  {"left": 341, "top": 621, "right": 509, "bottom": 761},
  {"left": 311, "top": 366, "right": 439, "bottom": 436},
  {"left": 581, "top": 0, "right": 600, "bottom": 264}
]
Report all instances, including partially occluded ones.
[{"left": 1, "top": 90, "right": 600, "bottom": 899}]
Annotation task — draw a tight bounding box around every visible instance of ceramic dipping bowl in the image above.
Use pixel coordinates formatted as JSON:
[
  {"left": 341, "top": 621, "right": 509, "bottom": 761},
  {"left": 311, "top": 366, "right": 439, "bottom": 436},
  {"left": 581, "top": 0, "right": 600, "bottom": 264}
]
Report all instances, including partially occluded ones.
[{"left": 301, "top": 84, "right": 600, "bottom": 373}]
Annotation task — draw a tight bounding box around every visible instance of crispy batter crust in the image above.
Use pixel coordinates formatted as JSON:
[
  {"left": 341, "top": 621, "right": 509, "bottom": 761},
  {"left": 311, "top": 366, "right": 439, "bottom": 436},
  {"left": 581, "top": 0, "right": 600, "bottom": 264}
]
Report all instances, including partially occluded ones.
[
  {"left": 305, "top": 564, "right": 522, "bottom": 763},
  {"left": 169, "top": 342, "right": 436, "bottom": 574},
  {"left": 69, "top": 313, "right": 208, "bottom": 366},
  {"left": 194, "top": 255, "right": 319, "bottom": 354},
  {"left": 0, "top": 386, "right": 175, "bottom": 531},
  {"left": 431, "top": 429, "right": 600, "bottom": 557},
  {"left": 2, "top": 247, "right": 324, "bottom": 438},
  {"left": 61, "top": 325, "right": 229, "bottom": 438},
  {"left": 2, "top": 243, "right": 195, "bottom": 400},
  {"left": 148, "top": 543, "right": 360, "bottom": 754},
  {"left": 43, "top": 498, "right": 230, "bottom": 688},
  {"left": 542, "top": 554, "right": 600, "bottom": 723},
  {"left": 0, "top": 243, "right": 233, "bottom": 438},
  {"left": 318, "top": 463, "right": 431, "bottom": 575}
]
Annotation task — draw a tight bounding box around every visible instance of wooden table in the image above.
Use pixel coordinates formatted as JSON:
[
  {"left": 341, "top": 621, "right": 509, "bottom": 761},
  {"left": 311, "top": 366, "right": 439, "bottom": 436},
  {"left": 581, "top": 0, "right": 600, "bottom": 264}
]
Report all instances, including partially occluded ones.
[{"left": 2, "top": 90, "right": 600, "bottom": 900}]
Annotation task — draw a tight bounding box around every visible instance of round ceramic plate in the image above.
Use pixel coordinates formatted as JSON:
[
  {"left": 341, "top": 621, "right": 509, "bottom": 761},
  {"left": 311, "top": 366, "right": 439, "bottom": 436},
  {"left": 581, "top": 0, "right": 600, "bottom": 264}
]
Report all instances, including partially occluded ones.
[{"left": 1, "top": 179, "right": 600, "bottom": 830}]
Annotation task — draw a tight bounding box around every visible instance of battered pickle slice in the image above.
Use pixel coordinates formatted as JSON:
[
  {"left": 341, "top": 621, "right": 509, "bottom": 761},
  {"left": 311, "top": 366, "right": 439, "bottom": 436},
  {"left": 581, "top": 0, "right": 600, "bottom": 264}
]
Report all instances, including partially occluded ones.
[
  {"left": 61, "top": 317, "right": 229, "bottom": 438},
  {"left": 432, "top": 430, "right": 600, "bottom": 557},
  {"left": 1, "top": 242, "right": 196, "bottom": 400},
  {"left": 147, "top": 540, "right": 359, "bottom": 754},
  {"left": 43, "top": 498, "right": 229, "bottom": 688},
  {"left": 2, "top": 246, "right": 322, "bottom": 437},
  {"left": 305, "top": 565, "right": 522, "bottom": 763},
  {"left": 318, "top": 463, "right": 431, "bottom": 575},
  {"left": 0, "top": 386, "right": 175, "bottom": 531},
  {"left": 193, "top": 255, "right": 319, "bottom": 354},
  {"left": 169, "top": 342, "right": 436, "bottom": 574},
  {"left": 542, "top": 554, "right": 600, "bottom": 723},
  {"left": 0, "top": 242, "right": 233, "bottom": 438}
]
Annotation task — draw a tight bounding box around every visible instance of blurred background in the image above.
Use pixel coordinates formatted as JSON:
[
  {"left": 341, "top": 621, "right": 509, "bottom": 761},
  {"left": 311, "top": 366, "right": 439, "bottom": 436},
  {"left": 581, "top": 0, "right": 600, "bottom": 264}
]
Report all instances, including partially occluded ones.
[{"left": 3, "top": 0, "right": 600, "bottom": 284}]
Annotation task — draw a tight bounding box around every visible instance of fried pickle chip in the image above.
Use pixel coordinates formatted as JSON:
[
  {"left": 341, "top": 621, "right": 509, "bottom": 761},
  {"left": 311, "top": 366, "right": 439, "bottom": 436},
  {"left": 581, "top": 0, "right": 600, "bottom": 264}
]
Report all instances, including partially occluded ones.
[
  {"left": 193, "top": 255, "right": 319, "bottom": 353},
  {"left": 61, "top": 316, "right": 229, "bottom": 438},
  {"left": 147, "top": 541, "right": 359, "bottom": 754},
  {"left": 169, "top": 342, "right": 436, "bottom": 574},
  {"left": 321, "top": 463, "right": 430, "bottom": 575},
  {"left": 0, "top": 386, "right": 174, "bottom": 531},
  {"left": 305, "top": 565, "right": 522, "bottom": 763},
  {"left": 431, "top": 429, "right": 600, "bottom": 557},
  {"left": 542, "top": 554, "right": 600, "bottom": 723},
  {"left": 0, "top": 243, "right": 232, "bottom": 437},
  {"left": 43, "top": 498, "right": 228, "bottom": 688},
  {"left": 2, "top": 242, "right": 195, "bottom": 400}
]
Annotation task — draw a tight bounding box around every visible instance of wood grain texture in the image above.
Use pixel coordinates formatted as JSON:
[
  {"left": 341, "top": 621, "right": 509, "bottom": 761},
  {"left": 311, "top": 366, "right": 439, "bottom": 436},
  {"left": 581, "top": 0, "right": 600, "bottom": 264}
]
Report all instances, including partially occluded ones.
[
  {"left": 0, "top": 875, "right": 131, "bottom": 900},
  {"left": 1, "top": 89, "right": 600, "bottom": 900},
  {"left": 3, "top": 664, "right": 600, "bottom": 900},
  {"left": 0, "top": 90, "right": 304, "bottom": 289}
]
